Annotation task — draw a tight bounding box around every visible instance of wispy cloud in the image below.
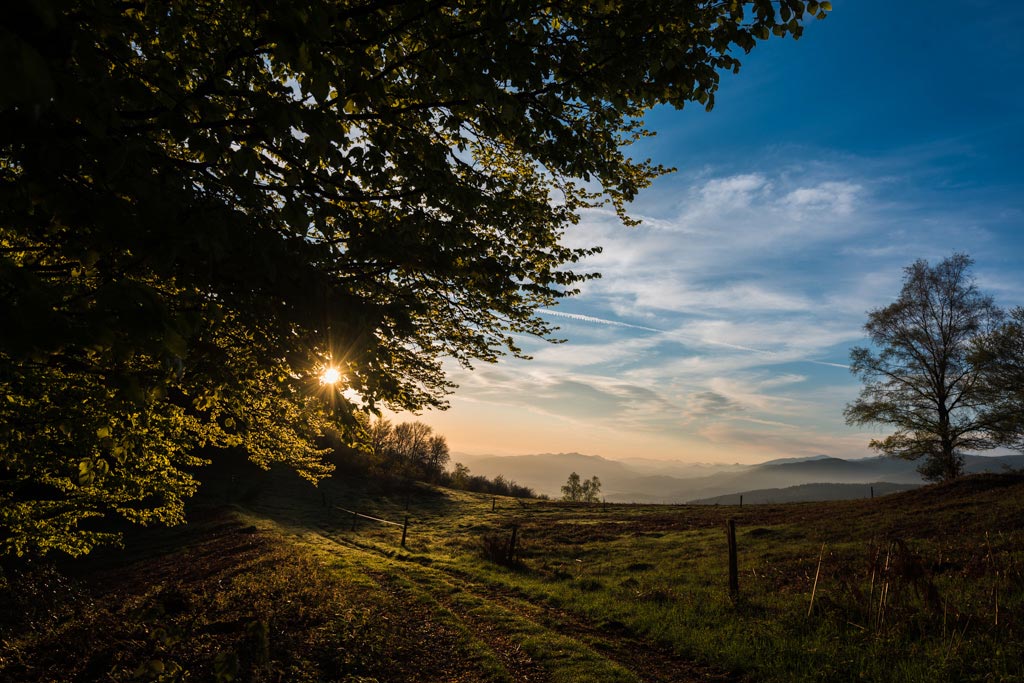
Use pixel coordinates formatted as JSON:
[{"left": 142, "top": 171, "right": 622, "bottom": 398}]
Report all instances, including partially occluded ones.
[
  {"left": 425, "top": 142, "right": 1022, "bottom": 463},
  {"left": 782, "top": 181, "right": 861, "bottom": 215}
]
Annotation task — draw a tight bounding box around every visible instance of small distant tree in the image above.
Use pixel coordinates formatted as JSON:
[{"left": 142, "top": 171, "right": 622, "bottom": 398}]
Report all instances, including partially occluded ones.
[
  {"left": 365, "top": 417, "right": 396, "bottom": 474},
  {"left": 562, "top": 472, "right": 601, "bottom": 502},
  {"left": 844, "top": 254, "right": 1004, "bottom": 482},
  {"left": 423, "top": 435, "right": 451, "bottom": 482},
  {"left": 561, "top": 472, "right": 583, "bottom": 501},
  {"left": 492, "top": 475, "right": 511, "bottom": 496},
  {"left": 450, "top": 462, "right": 471, "bottom": 489}
]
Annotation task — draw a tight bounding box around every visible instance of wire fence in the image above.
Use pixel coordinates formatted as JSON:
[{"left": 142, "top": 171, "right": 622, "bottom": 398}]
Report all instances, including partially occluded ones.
[{"left": 336, "top": 506, "right": 410, "bottom": 547}]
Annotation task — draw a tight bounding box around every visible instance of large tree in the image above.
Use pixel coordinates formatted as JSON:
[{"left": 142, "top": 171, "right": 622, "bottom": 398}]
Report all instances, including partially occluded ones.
[
  {"left": 1, "top": 0, "right": 828, "bottom": 555},
  {"left": 974, "top": 307, "right": 1024, "bottom": 452},
  {"left": 844, "top": 254, "right": 1004, "bottom": 482}
]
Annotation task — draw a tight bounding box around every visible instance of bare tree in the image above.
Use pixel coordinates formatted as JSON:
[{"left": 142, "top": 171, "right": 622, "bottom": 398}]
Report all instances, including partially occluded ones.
[
  {"left": 366, "top": 417, "right": 396, "bottom": 473},
  {"left": 845, "top": 254, "right": 1004, "bottom": 481},
  {"left": 424, "top": 435, "right": 451, "bottom": 482},
  {"left": 975, "top": 306, "right": 1024, "bottom": 452}
]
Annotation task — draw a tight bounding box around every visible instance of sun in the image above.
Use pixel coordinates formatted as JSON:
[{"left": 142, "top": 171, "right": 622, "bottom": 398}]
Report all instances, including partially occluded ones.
[{"left": 320, "top": 366, "right": 342, "bottom": 385}]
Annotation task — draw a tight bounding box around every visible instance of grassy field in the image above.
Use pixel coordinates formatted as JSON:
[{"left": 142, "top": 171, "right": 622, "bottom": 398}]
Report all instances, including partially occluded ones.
[{"left": 3, "top": 463, "right": 1023, "bottom": 682}]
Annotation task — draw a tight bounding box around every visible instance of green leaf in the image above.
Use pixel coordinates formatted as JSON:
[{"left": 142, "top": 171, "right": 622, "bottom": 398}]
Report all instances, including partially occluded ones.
[{"left": 78, "top": 460, "right": 95, "bottom": 485}]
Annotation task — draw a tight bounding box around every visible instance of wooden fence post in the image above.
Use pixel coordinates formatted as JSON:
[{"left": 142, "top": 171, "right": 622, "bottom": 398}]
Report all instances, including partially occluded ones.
[
  {"left": 727, "top": 519, "right": 738, "bottom": 598},
  {"left": 808, "top": 542, "right": 826, "bottom": 617},
  {"left": 351, "top": 510, "right": 358, "bottom": 532},
  {"left": 507, "top": 524, "right": 519, "bottom": 564},
  {"left": 401, "top": 515, "right": 409, "bottom": 548},
  {"left": 870, "top": 486, "right": 874, "bottom": 499},
  {"left": 739, "top": 495, "right": 743, "bottom": 507},
  {"left": 492, "top": 497, "right": 496, "bottom": 512}
]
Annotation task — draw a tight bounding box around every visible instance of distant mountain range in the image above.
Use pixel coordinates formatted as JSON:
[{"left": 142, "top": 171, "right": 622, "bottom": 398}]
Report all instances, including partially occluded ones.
[
  {"left": 687, "top": 481, "right": 920, "bottom": 505},
  {"left": 452, "top": 451, "right": 1024, "bottom": 504}
]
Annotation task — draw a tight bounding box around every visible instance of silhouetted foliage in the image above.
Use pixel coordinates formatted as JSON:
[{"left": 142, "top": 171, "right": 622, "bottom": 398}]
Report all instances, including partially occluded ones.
[
  {"left": 442, "top": 466, "right": 539, "bottom": 499},
  {"left": 0, "top": 1, "right": 827, "bottom": 555},
  {"left": 845, "top": 254, "right": 1005, "bottom": 481},
  {"left": 974, "top": 306, "right": 1024, "bottom": 452},
  {"left": 322, "top": 419, "right": 537, "bottom": 496},
  {"left": 561, "top": 472, "right": 601, "bottom": 502},
  {"left": 359, "top": 418, "right": 449, "bottom": 483}
]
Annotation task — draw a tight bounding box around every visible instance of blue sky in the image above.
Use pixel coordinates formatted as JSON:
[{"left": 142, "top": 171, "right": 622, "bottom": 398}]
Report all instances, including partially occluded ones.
[{"left": 415, "top": 0, "right": 1024, "bottom": 463}]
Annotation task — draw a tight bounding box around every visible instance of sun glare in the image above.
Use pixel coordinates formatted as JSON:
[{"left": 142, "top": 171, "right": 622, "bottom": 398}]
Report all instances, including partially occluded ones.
[{"left": 320, "top": 366, "right": 342, "bottom": 385}]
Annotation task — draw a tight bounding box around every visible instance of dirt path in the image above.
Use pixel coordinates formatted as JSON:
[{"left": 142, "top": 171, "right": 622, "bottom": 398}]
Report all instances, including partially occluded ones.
[
  {"left": 368, "top": 568, "right": 552, "bottom": 683},
  {"left": 407, "top": 565, "right": 740, "bottom": 683},
  {"left": 307, "top": 527, "right": 742, "bottom": 683}
]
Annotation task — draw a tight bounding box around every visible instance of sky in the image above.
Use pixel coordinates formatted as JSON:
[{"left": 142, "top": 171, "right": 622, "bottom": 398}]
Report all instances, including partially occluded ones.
[{"left": 413, "top": 0, "right": 1024, "bottom": 464}]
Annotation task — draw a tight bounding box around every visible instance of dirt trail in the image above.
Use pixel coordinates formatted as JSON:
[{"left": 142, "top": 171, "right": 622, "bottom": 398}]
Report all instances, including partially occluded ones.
[
  {"left": 367, "top": 568, "right": 551, "bottom": 683},
  {"left": 309, "top": 527, "right": 741, "bottom": 683}
]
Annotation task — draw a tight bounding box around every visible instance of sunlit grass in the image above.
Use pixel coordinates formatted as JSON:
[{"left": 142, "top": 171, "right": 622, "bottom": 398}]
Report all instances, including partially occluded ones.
[
  {"left": 5, "top": 467, "right": 1022, "bottom": 682},
  {"left": 284, "top": 471, "right": 1024, "bottom": 682}
]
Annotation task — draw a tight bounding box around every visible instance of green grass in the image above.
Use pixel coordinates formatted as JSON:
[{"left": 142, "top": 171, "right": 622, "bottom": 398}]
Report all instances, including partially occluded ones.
[
  {"left": 4, "top": 465, "right": 1023, "bottom": 682},
  {"left": 300, "top": 471, "right": 1024, "bottom": 682}
]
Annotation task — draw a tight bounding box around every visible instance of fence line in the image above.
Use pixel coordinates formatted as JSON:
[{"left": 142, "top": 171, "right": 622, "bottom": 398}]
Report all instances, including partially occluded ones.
[
  {"left": 336, "top": 506, "right": 405, "bottom": 527},
  {"left": 336, "top": 506, "right": 410, "bottom": 547}
]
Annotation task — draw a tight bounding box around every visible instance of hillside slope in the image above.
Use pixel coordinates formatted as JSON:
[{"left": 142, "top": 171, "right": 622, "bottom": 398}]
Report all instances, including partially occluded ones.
[{"left": 4, "top": 467, "right": 1023, "bottom": 683}]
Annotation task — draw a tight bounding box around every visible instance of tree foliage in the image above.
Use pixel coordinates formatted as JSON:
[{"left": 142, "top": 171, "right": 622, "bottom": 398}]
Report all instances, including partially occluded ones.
[
  {"left": 0, "top": 0, "right": 827, "bottom": 555},
  {"left": 449, "top": 469, "right": 537, "bottom": 498},
  {"left": 844, "top": 254, "right": 1005, "bottom": 482},
  {"left": 974, "top": 307, "right": 1024, "bottom": 452},
  {"left": 561, "top": 472, "right": 601, "bottom": 502},
  {"left": 363, "top": 418, "right": 449, "bottom": 482}
]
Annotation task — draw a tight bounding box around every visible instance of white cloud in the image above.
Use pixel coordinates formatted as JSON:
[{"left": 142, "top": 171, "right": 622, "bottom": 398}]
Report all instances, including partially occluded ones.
[
  {"left": 696, "top": 173, "right": 771, "bottom": 209},
  {"left": 424, "top": 151, "right": 1021, "bottom": 464},
  {"left": 782, "top": 181, "right": 861, "bottom": 215}
]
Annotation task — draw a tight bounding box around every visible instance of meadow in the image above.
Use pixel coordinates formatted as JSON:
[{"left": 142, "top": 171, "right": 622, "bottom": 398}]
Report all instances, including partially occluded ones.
[{"left": 2, "top": 464, "right": 1022, "bottom": 683}]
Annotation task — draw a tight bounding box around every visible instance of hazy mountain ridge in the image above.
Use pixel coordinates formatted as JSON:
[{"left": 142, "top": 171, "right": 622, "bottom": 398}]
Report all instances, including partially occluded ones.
[
  {"left": 453, "top": 451, "right": 1024, "bottom": 503},
  {"left": 687, "top": 481, "right": 921, "bottom": 505}
]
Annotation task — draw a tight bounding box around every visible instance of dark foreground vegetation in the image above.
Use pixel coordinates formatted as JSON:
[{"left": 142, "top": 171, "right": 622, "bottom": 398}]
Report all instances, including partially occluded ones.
[{"left": 3, "top": 468, "right": 1022, "bottom": 683}]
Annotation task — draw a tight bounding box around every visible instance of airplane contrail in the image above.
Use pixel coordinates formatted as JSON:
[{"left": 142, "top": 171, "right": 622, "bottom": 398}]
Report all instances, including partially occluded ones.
[
  {"left": 805, "top": 360, "right": 851, "bottom": 369},
  {"left": 695, "top": 338, "right": 774, "bottom": 354},
  {"left": 537, "top": 309, "right": 662, "bottom": 333}
]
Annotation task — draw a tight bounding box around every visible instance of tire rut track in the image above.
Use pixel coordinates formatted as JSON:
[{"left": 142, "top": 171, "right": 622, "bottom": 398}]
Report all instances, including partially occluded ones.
[
  {"left": 310, "top": 527, "right": 742, "bottom": 683},
  {"left": 412, "top": 565, "right": 743, "bottom": 683},
  {"left": 309, "top": 528, "right": 550, "bottom": 682},
  {"left": 367, "top": 568, "right": 551, "bottom": 683}
]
